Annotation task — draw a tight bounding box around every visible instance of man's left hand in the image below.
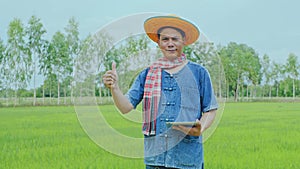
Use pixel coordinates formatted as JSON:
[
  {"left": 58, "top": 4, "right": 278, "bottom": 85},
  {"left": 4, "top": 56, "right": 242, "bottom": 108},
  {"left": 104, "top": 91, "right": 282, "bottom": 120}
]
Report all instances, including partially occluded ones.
[{"left": 172, "top": 119, "right": 202, "bottom": 136}]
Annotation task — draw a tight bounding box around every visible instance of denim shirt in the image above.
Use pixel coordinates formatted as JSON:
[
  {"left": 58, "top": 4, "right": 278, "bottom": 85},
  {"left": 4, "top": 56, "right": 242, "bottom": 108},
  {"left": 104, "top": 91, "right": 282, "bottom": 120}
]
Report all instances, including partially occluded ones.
[{"left": 126, "top": 61, "right": 218, "bottom": 169}]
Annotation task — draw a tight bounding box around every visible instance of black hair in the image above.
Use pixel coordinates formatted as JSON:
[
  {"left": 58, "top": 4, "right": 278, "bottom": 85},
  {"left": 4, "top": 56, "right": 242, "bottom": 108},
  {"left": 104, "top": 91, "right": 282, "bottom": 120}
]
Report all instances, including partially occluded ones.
[{"left": 157, "top": 26, "right": 186, "bottom": 39}]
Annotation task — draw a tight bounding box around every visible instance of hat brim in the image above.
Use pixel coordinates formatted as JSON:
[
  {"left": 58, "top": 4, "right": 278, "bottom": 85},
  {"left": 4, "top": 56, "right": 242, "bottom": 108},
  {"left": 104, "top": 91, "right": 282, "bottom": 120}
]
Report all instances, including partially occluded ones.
[{"left": 144, "top": 16, "right": 200, "bottom": 45}]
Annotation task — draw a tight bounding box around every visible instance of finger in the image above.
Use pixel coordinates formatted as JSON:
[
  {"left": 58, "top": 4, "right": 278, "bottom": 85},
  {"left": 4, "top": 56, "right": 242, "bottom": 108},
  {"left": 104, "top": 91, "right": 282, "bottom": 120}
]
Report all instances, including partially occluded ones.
[
  {"left": 103, "top": 75, "right": 114, "bottom": 84},
  {"left": 195, "top": 121, "right": 201, "bottom": 128},
  {"left": 112, "top": 61, "right": 116, "bottom": 73},
  {"left": 189, "top": 127, "right": 201, "bottom": 136},
  {"left": 105, "top": 77, "right": 115, "bottom": 83},
  {"left": 103, "top": 71, "right": 116, "bottom": 80},
  {"left": 196, "top": 119, "right": 201, "bottom": 126},
  {"left": 173, "top": 125, "right": 201, "bottom": 136},
  {"left": 104, "top": 70, "right": 114, "bottom": 76},
  {"left": 172, "top": 125, "right": 190, "bottom": 135}
]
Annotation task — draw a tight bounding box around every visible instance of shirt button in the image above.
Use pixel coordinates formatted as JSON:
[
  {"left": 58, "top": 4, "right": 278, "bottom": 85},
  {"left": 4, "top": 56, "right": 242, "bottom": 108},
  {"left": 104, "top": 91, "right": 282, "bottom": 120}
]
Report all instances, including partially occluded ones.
[{"left": 170, "top": 74, "right": 173, "bottom": 78}]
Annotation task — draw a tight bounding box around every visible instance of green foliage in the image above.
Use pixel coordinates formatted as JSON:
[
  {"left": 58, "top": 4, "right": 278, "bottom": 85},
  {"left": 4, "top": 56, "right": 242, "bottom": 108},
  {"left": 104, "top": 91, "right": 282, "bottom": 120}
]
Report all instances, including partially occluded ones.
[
  {"left": 25, "top": 15, "right": 47, "bottom": 105},
  {"left": 0, "top": 16, "right": 300, "bottom": 103},
  {"left": 0, "top": 38, "right": 6, "bottom": 90},
  {"left": 219, "top": 42, "right": 262, "bottom": 100},
  {"left": 185, "top": 42, "right": 226, "bottom": 98}
]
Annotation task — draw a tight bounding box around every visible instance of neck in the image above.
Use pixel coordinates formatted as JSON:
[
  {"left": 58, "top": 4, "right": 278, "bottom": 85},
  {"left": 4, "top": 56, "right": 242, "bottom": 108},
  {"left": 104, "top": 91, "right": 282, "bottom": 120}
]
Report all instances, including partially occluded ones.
[
  {"left": 163, "top": 53, "right": 185, "bottom": 62},
  {"left": 164, "top": 60, "right": 188, "bottom": 74}
]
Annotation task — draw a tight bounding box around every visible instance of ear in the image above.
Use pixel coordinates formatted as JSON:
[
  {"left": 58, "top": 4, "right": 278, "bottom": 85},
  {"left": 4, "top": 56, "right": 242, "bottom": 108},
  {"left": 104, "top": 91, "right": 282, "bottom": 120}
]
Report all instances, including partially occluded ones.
[
  {"left": 182, "top": 37, "right": 187, "bottom": 46},
  {"left": 157, "top": 39, "right": 162, "bottom": 48}
]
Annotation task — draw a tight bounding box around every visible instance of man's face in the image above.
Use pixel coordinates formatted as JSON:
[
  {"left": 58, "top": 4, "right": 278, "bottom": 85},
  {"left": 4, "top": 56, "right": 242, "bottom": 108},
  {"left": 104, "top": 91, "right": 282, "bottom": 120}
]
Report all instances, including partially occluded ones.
[{"left": 158, "top": 28, "right": 185, "bottom": 61}]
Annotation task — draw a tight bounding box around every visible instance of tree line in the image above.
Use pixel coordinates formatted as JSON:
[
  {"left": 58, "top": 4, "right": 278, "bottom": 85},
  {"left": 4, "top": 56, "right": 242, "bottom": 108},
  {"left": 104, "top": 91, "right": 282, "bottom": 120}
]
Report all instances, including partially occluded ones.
[{"left": 0, "top": 16, "right": 299, "bottom": 106}]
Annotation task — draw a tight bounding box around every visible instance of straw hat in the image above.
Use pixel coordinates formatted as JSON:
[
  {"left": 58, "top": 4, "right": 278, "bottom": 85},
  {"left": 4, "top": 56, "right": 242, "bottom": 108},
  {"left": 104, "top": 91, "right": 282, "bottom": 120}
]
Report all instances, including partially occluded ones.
[{"left": 144, "top": 15, "right": 200, "bottom": 45}]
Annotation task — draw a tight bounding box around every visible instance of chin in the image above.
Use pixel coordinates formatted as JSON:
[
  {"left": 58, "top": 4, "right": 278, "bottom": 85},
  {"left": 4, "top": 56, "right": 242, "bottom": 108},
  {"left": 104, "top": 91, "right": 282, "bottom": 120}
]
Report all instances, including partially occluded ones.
[{"left": 165, "top": 55, "right": 178, "bottom": 61}]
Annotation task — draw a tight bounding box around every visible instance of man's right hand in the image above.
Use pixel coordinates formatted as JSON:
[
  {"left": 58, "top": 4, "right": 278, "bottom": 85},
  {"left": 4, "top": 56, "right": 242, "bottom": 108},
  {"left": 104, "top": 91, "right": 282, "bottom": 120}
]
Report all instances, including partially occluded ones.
[
  {"left": 102, "top": 61, "right": 118, "bottom": 89},
  {"left": 102, "top": 61, "right": 134, "bottom": 114}
]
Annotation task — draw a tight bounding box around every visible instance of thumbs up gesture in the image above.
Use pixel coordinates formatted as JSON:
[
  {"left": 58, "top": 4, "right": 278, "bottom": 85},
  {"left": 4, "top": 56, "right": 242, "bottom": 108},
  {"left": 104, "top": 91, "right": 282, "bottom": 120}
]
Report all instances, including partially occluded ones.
[{"left": 103, "top": 61, "right": 119, "bottom": 89}]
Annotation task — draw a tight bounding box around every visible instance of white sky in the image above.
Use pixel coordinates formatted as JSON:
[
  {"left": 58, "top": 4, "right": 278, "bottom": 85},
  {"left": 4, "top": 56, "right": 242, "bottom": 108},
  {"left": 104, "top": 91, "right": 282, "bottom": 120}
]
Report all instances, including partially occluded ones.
[{"left": 1, "top": 0, "right": 300, "bottom": 64}]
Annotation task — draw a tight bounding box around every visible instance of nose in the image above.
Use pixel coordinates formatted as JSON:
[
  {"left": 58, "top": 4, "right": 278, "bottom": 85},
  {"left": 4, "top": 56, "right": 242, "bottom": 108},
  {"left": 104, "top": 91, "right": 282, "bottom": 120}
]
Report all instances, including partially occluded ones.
[{"left": 166, "top": 40, "right": 175, "bottom": 48}]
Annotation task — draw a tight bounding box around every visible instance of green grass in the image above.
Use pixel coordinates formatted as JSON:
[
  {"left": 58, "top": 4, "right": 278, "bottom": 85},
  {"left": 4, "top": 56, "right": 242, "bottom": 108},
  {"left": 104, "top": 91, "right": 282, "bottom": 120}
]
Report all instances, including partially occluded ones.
[
  {"left": 0, "top": 106, "right": 143, "bottom": 169},
  {"left": 0, "top": 103, "right": 299, "bottom": 169},
  {"left": 205, "top": 102, "right": 300, "bottom": 169}
]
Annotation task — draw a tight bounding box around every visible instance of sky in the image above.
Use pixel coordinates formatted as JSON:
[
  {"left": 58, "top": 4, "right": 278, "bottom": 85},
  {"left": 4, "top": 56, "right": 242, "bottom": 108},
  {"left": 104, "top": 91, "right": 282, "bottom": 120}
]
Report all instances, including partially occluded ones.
[{"left": 1, "top": 0, "right": 300, "bottom": 64}]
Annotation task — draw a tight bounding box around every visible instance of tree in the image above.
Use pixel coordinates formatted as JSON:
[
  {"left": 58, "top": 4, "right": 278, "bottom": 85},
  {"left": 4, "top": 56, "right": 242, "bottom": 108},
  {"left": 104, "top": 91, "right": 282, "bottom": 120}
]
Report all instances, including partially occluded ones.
[
  {"left": 6, "top": 18, "right": 28, "bottom": 106},
  {"left": 219, "top": 42, "right": 261, "bottom": 101},
  {"left": 39, "top": 40, "right": 55, "bottom": 104},
  {"left": 0, "top": 38, "right": 6, "bottom": 91},
  {"left": 245, "top": 48, "right": 262, "bottom": 98},
  {"left": 25, "top": 15, "right": 47, "bottom": 105},
  {"left": 271, "top": 62, "right": 282, "bottom": 97},
  {"left": 50, "top": 31, "right": 70, "bottom": 105},
  {"left": 185, "top": 42, "right": 226, "bottom": 98},
  {"left": 64, "top": 17, "right": 80, "bottom": 103},
  {"left": 285, "top": 53, "right": 299, "bottom": 99},
  {"left": 261, "top": 54, "right": 273, "bottom": 97},
  {"left": 74, "top": 32, "right": 113, "bottom": 102},
  {"left": 115, "top": 35, "right": 151, "bottom": 93},
  {"left": 0, "top": 38, "right": 11, "bottom": 106}
]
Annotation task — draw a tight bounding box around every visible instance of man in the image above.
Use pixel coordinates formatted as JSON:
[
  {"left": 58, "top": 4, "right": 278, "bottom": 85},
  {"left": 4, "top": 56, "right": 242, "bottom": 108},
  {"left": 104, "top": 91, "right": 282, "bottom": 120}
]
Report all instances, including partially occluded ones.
[{"left": 103, "top": 15, "right": 218, "bottom": 169}]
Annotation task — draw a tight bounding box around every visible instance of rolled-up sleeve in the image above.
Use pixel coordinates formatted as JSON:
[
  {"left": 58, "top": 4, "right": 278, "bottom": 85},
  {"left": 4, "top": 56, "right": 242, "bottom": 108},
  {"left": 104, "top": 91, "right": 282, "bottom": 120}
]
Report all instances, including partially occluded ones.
[
  {"left": 200, "top": 68, "right": 218, "bottom": 113},
  {"left": 125, "top": 68, "right": 148, "bottom": 109}
]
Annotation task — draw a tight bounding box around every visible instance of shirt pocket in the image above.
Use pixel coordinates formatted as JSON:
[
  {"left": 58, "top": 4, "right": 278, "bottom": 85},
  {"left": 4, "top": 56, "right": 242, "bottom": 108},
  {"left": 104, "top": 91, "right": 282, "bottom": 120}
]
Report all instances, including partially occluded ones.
[
  {"left": 180, "top": 86, "right": 200, "bottom": 110},
  {"left": 175, "top": 136, "right": 203, "bottom": 167},
  {"left": 144, "top": 136, "right": 164, "bottom": 160},
  {"left": 178, "top": 87, "right": 200, "bottom": 121}
]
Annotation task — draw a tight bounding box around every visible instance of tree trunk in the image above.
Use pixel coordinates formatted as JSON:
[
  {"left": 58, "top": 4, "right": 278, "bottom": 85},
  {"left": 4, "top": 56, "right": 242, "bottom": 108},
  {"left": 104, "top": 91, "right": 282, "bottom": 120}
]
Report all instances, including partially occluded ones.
[
  {"left": 43, "top": 85, "right": 45, "bottom": 105},
  {"left": 227, "top": 83, "right": 230, "bottom": 99},
  {"left": 218, "top": 63, "right": 222, "bottom": 98},
  {"left": 234, "top": 85, "right": 239, "bottom": 102},
  {"left": 246, "top": 85, "right": 249, "bottom": 100},
  {"left": 70, "top": 80, "right": 74, "bottom": 104},
  {"left": 14, "top": 83, "right": 17, "bottom": 107},
  {"left": 50, "top": 80, "right": 52, "bottom": 104},
  {"left": 57, "top": 81, "right": 60, "bottom": 105},
  {"left": 64, "top": 87, "right": 66, "bottom": 105},
  {"left": 293, "top": 79, "right": 295, "bottom": 99},
  {"left": 33, "top": 71, "right": 36, "bottom": 106},
  {"left": 5, "top": 89, "right": 8, "bottom": 107},
  {"left": 269, "top": 85, "right": 272, "bottom": 98},
  {"left": 284, "top": 85, "right": 287, "bottom": 98},
  {"left": 235, "top": 77, "right": 239, "bottom": 102},
  {"left": 99, "top": 86, "right": 102, "bottom": 104},
  {"left": 276, "top": 84, "right": 279, "bottom": 97},
  {"left": 241, "top": 85, "right": 244, "bottom": 101},
  {"left": 80, "top": 84, "right": 82, "bottom": 103},
  {"left": 253, "top": 85, "right": 257, "bottom": 99}
]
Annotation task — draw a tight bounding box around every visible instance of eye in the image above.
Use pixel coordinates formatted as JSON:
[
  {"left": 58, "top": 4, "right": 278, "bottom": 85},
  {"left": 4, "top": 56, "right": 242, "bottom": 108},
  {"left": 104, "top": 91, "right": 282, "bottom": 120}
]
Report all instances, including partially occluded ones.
[
  {"left": 172, "top": 37, "right": 179, "bottom": 41},
  {"left": 162, "top": 37, "right": 169, "bottom": 41}
]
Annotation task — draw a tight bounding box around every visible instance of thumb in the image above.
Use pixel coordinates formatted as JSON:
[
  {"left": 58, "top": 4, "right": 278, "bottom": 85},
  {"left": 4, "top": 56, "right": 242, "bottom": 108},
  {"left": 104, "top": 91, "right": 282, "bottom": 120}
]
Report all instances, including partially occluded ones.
[{"left": 112, "top": 61, "right": 116, "bottom": 73}]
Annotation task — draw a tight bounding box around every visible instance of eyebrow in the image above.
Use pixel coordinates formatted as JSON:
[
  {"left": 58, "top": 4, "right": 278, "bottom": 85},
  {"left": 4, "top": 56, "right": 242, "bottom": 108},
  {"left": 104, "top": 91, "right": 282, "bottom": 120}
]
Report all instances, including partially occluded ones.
[
  {"left": 157, "top": 26, "right": 185, "bottom": 39},
  {"left": 160, "top": 36, "right": 181, "bottom": 40}
]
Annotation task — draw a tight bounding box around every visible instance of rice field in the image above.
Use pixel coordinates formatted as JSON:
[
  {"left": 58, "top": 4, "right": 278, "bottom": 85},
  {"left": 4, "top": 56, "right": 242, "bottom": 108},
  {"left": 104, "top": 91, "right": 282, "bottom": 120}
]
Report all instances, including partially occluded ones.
[{"left": 0, "top": 102, "right": 299, "bottom": 169}]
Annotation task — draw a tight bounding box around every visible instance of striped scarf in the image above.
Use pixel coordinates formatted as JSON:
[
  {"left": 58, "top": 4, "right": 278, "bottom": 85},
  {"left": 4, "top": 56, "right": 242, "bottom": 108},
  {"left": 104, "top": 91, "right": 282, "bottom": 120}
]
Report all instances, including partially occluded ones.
[{"left": 142, "top": 54, "right": 186, "bottom": 136}]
